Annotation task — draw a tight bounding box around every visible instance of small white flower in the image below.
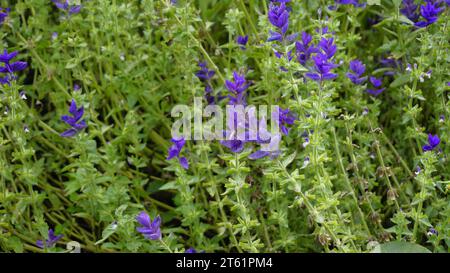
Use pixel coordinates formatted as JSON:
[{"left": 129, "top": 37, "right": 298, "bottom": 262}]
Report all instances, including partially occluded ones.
[
  {"left": 301, "top": 157, "right": 310, "bottom": 169},
  {"left": 302, "top": 137, "right": 310, "bottom": 148}
]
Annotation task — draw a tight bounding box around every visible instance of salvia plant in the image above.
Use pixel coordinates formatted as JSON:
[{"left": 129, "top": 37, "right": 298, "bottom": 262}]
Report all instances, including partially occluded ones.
[{"left": 0, "top": 0, "right": 448, "bottom": 254}]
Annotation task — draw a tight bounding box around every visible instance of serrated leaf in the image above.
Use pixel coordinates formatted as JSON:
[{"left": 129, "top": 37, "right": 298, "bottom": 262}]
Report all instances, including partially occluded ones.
[
  {"left": 95, "top": 222, "right": 118, "bottom": 245},
  {"left": 282, "top": 152, "right": 297, "bottom": 168}
]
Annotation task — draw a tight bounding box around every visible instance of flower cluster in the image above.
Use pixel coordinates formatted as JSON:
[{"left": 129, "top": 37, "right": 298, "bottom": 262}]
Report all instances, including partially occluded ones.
[
  {"left": 195, "top": 62, "right": 217, "bottom": 104},
  {"left": 0, "top": 50, "right": 28, "bottom": 85},
  {"left": 267, "top": 2, "right": 296, "bottom": 42},
  {"left": 346, "top": 59, "right": 386, "bottom": 96},
  {"left": 295, "top": 32, "right": 319, "bottom": 66},
  {"left": 278, "top": 107, "right": 296, "bottom": 135},
  {"left": 401, "top": 0, "right": 445, "bottom": 28},
  {"left": 305, "top": 37, "right": 338, "bottom": 82},
  {"left": 225, "top": 71, "right": 250, "bottom": 106},
  {"left": 60, "top": 99, "right": 87, "bottom": 137},
  {"left": 366, "top": 76, "right": 385, "bottom": 96},
  {"left": 415, "top": 1, "right": 443, "bottom": 28},
  {"left": 219, "top": 71, "right": 294, "bottom": 157},
  {"left": 52, "top": 0, "right": 82, "bottom": 15},
  {"left": 346, "top": 59, "right": 367, "bottom": 85},
  {"left": 220, "top": 72, "right": 251, "bottom": 153},
  {"left": 422, "top": 133, "right": 440, "bottom": 152},
  {"left": 401, "top": 0, "right": 421, "bottom": 22},
  {"left": 136, "top": 211, "right": 161, "bottom": 240}
]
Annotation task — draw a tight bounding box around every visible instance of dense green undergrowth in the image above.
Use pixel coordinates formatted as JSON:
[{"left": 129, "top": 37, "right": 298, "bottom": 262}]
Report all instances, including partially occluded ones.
[{"left": 0, "top": 0, "right": 449, "bottom": 253}]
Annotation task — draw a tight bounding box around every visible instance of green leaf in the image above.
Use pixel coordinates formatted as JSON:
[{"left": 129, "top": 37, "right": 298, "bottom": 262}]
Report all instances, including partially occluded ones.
[
  {"left": 95, "top": 222, "right": 118, "bottom": 245},
  {"left": 8, "top": 236, "right": 24, "bottom": 253},
  {"left": 65, "top": 59, "right": 79, "bottom": 69},
  {"left": 398, "top": 15, "right": 414, "bottom": 25},
  {"left": 390, "top": 74, "right": 410, "bottom": 88},
  {"left": 159, "top": 181, "right": 178, "bottom": 191},
  {"left": 371, "top": 242, "right": 431, "bottom": 253},
  {"left": 367, "top": 0, "right": 381, "bottom": 5},
  {"left": 282, "top": 152, "right": 297, "bottom": 168}
]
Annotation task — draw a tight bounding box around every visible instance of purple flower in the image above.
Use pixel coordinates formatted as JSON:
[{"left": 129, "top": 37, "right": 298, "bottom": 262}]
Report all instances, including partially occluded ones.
[
  {"left": 305, "top": 53, "right": 338, "bottom": 82},
  {"left": 52, "top": 32, "right": 59, "bottom": 41},
  {"left": 36, "top": 229, "right": 63, "bottom": 249},
  {"left": 318, "top": 37, "right": 337, "bottom": 59},
  {"left": 0, "top": 7, "right": 10, "bottom": 24},
  {"left": 415, "top": 1, "right": 442, "bottom": 28},
  {"left": 379, "top": 57, "right": 402, "bottom": 76},
  {"left": 73, "top": 83, "right": 81, "bottom": 91},
  {"left": 295, "top": 32, "right": 319, "bottom": 65},
  {"left": 195, "top": 62, "right": 220, "bottom": 104},
  {"left": 136, "top": 211, "right": 161, "bottom": 240},
  {"left": 220, "top": 102, "right": 252, "bottom": 153},
  {"left": 267, "top": 2, "right": 291, "bottom": 42},
  {"left": 422, "top": 133, "right": 440, "bottom": 151},
  {"left": 316, "top": 26, "right": 331, "bottom": 35},
  {"left": 195, "top": 62, "right": 215, "bottom": 81},
  {"left": 401, "top": 0, "right": 420, "bottom": 22},
  {"left": 346, "top": 59, "right": 367, "bottom": 85},
  {"left": 268, "top": 3, "right": 289, "bottom": 31},
  {"left": 237, "top": 35, "right": 249, "bottom": 49},
  {"left": 185, "top": 247, "right": 205, "bottom": 253},
  {"left": 60, "top": 99, "right": 87, "bottom": 137},
  {"left": 185, "top": 248, "right": 197, "bottom": 253},
  {"left": 52, "top": 0, "right": 82, "bottom": 15},
  {"left": 277, "top": 107, "right": 296, "bottom": 135},
  {"left": 225, "top": 72, "right": 249, "bottom": 105},
  {"left": 249, "top": 134, "right": 281, "bottom": 160},
  {"left": 366, "top": 76, "right": 385, "bottom": 96},
  {"left": 185, "top": 247, "right": 196, "bottom": 253},
  {"left": 0, "top": 50, "right": 28, "bottom": 78},
  {"left": 167, "top": 137, "right": 189, "bottom": 169},
  {"left": 220, "top": 115, "right": 247, "bottom": 153},
  {"left": 220, "top": 72, "right": 253, "bottom": 153},
  {"left": 221, "top": 139, "right": 246, "bottom": 153},
  {"left": 305, "top": 36, "right": 338, "bottom": 82}
]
